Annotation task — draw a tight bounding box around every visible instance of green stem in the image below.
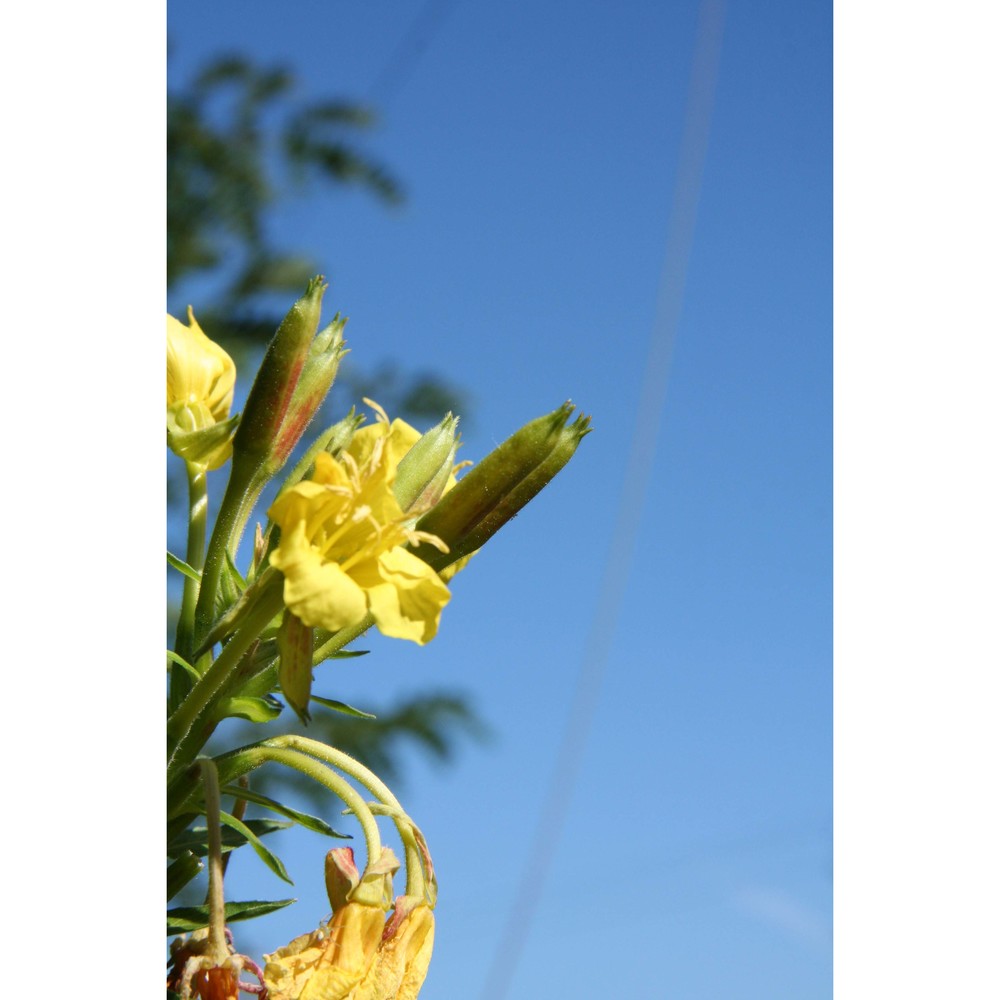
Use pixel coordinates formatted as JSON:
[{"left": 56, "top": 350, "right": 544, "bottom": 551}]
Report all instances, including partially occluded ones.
[
  {"left": 312, "top": 613, "right": 375, "bottom": 664},
  {"left": 167, "top": 579, "right": 283, "bottom": 789},
  {"left": 196, "top": 745, "right": 384, "bottom": 885},
  {"left": 199, "top": 760, "right": 229, "bottom": 964},
  {"left": 175, "top": 463, "right": 208, "bottom": 665},
  {"left": 193, "top": 458, "right": 267, "bottom": 652},
  {"left": 265, "top": 735, "right": 426, "bottom": 899}
]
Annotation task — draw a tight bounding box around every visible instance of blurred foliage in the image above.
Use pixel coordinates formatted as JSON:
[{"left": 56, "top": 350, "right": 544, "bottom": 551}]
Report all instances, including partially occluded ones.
[
  {"left": 167, "top": 50, "right": 467, "bottom": 423},
  {"left": 168, "top": 50, "right": 479, "bottom": 788},
  {"left": 168, "top": 51, "right": 400, "bottom": 309}
]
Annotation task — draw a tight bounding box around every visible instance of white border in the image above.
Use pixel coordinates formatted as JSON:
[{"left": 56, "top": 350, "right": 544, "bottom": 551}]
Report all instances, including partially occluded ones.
[{"left": 835, "top": 1, "right": 1000, "bottom": 993}]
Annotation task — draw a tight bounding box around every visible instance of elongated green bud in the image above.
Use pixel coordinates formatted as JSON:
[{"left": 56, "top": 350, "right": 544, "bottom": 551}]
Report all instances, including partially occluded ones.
[
  {"left": 265, "top": 316, "right": 348, "bottom": 472},
  {"left": 411, "top": 402, "right": 591, "bottom": 573},
  {"left": 394, "top": 413, "right": 460, "bottom": 513},
  {"left": 232, "top": 276, "right": 327, "bottom": 464}
]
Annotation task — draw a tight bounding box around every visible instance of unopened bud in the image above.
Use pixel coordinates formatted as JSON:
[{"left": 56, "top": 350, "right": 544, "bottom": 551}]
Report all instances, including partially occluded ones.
[
  {"left": 411, "top": 402, "right": 591, "bottom": 573},
  {"left": 232, "top": 276, "right": 327, "bottom": 465},
  {"left": 266, "top": 316, "right": 348, "bottom": 471},
  {"left": 393, "top": 413, "right": 460, "bottom": 514}
]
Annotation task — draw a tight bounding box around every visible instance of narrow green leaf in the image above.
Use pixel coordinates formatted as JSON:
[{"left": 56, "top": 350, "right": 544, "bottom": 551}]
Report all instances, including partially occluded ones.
[
  {"left": 168, "top": 818, "right": 292, "bottom": 859},
  {"left": 217, "top": 548, "right": 247, "bottom": 610},
  {"left": 215, "top": 695, "right": 283, "bottom": 724},
  {"left": 310, "top": 695, "right": 377, "bottom": 720},
  {"left": 166, "top": 850, "right": 204, "bottom": 901},
  {"left": 219, "top": 810, "right": 293, "bottom": 884},
  {"left": 225, "top": 548, "right": 247, "bottom": 589},
  {"left": 166, "top": 650, "right": 200, "bottom": 682},
  {"left": 221, "top": 784, "right": 350, "bottom": 838},
  {"left": 167, "top": 551, "right": 201, "bottom": 583},
  {"left": 167, "top": 898, "right": 296, "bottom": 935}
]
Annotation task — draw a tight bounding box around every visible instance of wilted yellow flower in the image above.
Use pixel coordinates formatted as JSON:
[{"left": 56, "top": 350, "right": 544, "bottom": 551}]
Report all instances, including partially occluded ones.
[
  {"left": 268, "top": 408, "right": 451, "bottom": 644},
  {"left": 355, "top": 896, "right": 435, "bottom": 1000},
  {"left": 166, "top": 309, "right": 237, "bottom": 469},
  {"left": 264, "top": 900, "right": 385, "bottom": 1000},
  {"left": 264, "top": 848, "right": 434, "bottom": 1000},
  {"left": 264, "top": 847, "right": 394, "bottom": 1000}
]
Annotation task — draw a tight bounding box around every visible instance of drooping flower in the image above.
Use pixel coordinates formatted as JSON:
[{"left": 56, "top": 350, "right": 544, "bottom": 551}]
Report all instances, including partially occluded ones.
[
  {"left": 355, "top": 896, "right": 435, "bottom": 1000},
  {"left": 263, "top": 848, "right": 396, "bottom": 1000},
  {"left": 264, "top": 847, "right": 434, "bottom": 1000},
  {"left": 267, "top": 406, "right": 452, "bottom": 644},
  {"left": 166, "top": 309, "right": 237, "bottom": 470}
]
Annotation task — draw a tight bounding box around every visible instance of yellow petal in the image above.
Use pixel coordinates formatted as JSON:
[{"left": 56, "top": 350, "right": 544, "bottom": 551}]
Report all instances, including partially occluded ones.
[
  {"left": 364, "top": 549, "right": 450, "bottom": 645},
  {"left": 348, "top": 417, "right": 421, "bottom": 489},
  {"left": 355, "top": 901, "right": 434, "bottom": 1000},
  {"left": 264, "top": 902, "right": 385, "bottom": 1000},
  {"left": 166, "top": 310, "right": 235, "bottom": 423},
  {"left": 270, "top": 522, "right": 368, "bottom": 631}
]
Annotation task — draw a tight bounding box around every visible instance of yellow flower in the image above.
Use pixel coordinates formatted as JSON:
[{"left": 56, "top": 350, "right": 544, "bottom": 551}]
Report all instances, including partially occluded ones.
[
  {"left": 267, "top": 409, "right": 451, "bottom": 644},
  {"left": 264, "top": 849, "right": 434, "bottom": 1000},
  {"left": 355, "top": 897, "right": 435, "bottom": 1000},
  {"left": 166, "top": 308, "right": 237, "bottom": 469},
  {"left": 264, "top": 901, "right": 386, "bottom": 1000}
]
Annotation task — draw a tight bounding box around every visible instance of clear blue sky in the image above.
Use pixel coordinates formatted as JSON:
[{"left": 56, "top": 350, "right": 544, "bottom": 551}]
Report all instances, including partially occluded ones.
[{"left": 168, "top": 1, "right": 831, "bottom": 996}]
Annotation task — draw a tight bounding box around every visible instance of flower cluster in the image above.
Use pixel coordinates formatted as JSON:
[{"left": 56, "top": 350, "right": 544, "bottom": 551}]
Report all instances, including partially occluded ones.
[{"left": 166, "top": 278, "right": 589, "bottom": 1000}]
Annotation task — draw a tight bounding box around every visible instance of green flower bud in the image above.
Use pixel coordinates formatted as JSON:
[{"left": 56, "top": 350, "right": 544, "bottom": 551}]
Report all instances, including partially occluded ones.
[
  {"left": 266, "top": 316, "right": 348, "bottom": 472},
  {"left": 232, "top": 276, "right": 327, "bottom": 465},
  {"left": 411, "top": 402, "right": 591, "bottom": 573},
  {"left": 393, "top": 413, "right": 461, "bottom": 514}
]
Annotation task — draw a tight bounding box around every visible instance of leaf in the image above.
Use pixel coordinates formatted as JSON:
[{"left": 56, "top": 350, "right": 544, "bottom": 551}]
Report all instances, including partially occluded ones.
[
  {"left": 225, "top": 547, "right": 247, "bottom": 590},
  {"left": 218, "top": 810, "right": 293, "bottom": 884},
  {"left": 278, "top": 611, "right": 315, "bottom": 722},
  {"left": 167, "top": 551, "right": 201, "bottom": 583},
  {"left": 167, "top": 898, "right": 296, "bottom": 935},
  {"left": 166, "top": 650, "right": 200, "bottom": 682},
  {"left": 167, "top": 850, "right": 204, "bottom": 901},
  {"left": 217, "top": 548, "right": 247, "bottom": 610},
  {"left": 168, "top": 818, "right": 292, "bottom": 859},
  {"left": 215, "top": 695, "right": 283, "bottom": 724},
  {"left": 220, "top": 784, "right": 350, "bottom": 839},
  {"left": 310, "top": 695, "right": 376, "bottom": 720}
]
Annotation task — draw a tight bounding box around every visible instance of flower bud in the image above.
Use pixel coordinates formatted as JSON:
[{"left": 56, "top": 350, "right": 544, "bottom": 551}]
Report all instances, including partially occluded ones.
[
  {"left": 266, "top": 316, "right": 348, "bottom": 473},
  {"left": 166, "top": 309, "right": 237, "bottom": 470},
  {"left": 231, "top": 276, "right": 327, "bottom": 466},
  {"left": 411, "top": 402, "right": 591, "bottom": 573},
  {"left": 393, "top": 413, "right": 460, "bottom": 514}
]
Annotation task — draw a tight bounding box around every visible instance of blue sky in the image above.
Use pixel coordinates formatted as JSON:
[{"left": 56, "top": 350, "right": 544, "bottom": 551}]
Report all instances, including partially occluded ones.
[{"left": 168, "top": 1, "right": 832, "bottom": 996}]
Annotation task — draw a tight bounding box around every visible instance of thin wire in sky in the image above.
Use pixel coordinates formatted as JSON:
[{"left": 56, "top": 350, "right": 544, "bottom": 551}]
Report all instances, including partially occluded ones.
[
  {"left": 367, "top": 0, "right": 464, "bottom": 106},
  {"left": 478, "top": 2, "right": 727, "bottom": 997}
]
